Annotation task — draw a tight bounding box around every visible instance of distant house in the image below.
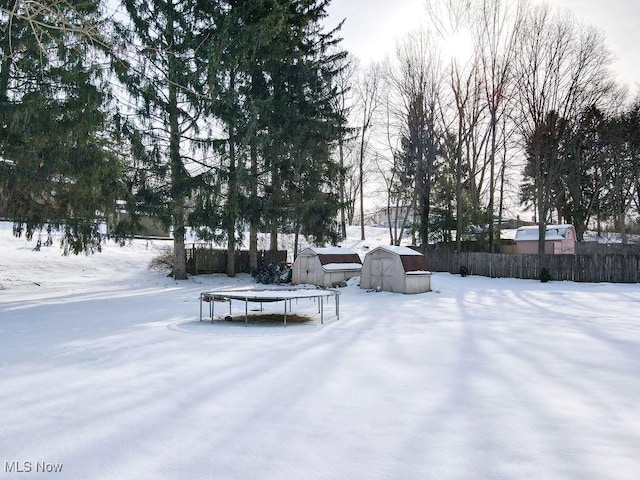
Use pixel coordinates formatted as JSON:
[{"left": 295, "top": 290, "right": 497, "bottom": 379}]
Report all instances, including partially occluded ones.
[
  {"left": 109, "top": 211, "right": 171, "bottom": 239},
  {"left": 360, "top": 245, "right": 431, "bottom": 294},
  {"left": 292, "top": 247, "right": 362, "bottom": 288},
  {"left": 514, "top": 224, "right": 577, "bottom": 254},
  {"left": 370, "top": 206, "right": 418, "bottom": 228}
]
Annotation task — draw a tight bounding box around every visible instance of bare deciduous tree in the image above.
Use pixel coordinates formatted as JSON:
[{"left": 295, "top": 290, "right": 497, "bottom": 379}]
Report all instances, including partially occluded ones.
[
  {"left": 354, "top": 61, "right": 383, "bottom": 240},
  {"left": 331, "top": 53, "right": 358, "bottom": 239},
  {"left": 514, "top": 4, "right": 614, "bottom": 254},
  {"left": 474, "top": 0, "right": 526, "bottom": 250}
]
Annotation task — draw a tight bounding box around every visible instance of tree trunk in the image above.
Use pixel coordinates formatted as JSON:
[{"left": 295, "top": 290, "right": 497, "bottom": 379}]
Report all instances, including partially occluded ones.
[
  {"left": 293, "top": 224, "right": 300, "bottom": 259},
  {"left": 359, "top": 132, "right": 366, "bottom": 241},
  {"left": 455, "top": 126, "right": 464, "bottom": 252},
  {"left": 225, "top": 73, "right": 238, "bottom": 277},
  {"left": 167, "top": 3, "right": 187, "bottom": 280},
  {"left": 226, "top": 138, "right": 237, "bottom": 277},
  {"left": 537, "top": 179, "right": 547, "bottom": 256},
  {"left": 386, "top": 205, "right": 393, "bottom": 245},
  {"left": 249, "top": 141, "right": 258, "bottom": 272},
  {"left": 338, "top": 137, "right": 347, "bottom": 239},
  {"left": 172, "top": 201, "right": 187, "bottom": 279},
  {"left": 618, "top": 179, "right": 627, "bottom": 244},
  {"left": 498, "top": 122, "right": 507, "bottom": 246},
  {"left": 488, "top": 114, "right": 497, "bottom": 252}
]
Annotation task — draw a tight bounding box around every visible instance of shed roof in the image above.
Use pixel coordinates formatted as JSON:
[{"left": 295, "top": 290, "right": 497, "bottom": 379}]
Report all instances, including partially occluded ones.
[
  {"left": 308, "top": 246, "right": 354, "bottom": 255},
  {"left": 515, "top": 224, "right": 574, "bottom": 241},
  {"left": 368, "top": 245, "right": 428, "bottom": 272},
  {"left": 322, "top": 262, "right": 362, "bottom": 271},
  {"left": 375, "top": 245, "right": 422, "bottom": 256},
  {"left": 301, "top": 247, "right": 362, "bottom": 265},
  {"left": 400, "top": 255, "right": 429, "bottom": 272}
]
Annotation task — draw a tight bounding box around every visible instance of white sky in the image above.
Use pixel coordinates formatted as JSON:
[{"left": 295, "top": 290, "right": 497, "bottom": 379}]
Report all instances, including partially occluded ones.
[{"left": 325, "top": 0, "right": 640, "bottom": 91}]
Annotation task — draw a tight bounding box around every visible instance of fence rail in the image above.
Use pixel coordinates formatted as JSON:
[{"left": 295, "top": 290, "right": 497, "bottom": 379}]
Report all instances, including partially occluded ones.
[
  {"left": 427, "top": 252, "right": 640, "bottom": 283},
  {"left": 186, "top": 245, "right": 287, "bottom": 275}
]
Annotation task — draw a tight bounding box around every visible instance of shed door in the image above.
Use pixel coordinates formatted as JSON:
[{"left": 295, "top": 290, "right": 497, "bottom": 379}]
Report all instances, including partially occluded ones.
[
  {"left": 300, "top": 255, "right": 315, "bottom": 283},
  {"left": 372, "top": 258, "right": 394, "bottom": 290},
  {"left": 300, "top": 255, "right": 314, "bottom": 283}
]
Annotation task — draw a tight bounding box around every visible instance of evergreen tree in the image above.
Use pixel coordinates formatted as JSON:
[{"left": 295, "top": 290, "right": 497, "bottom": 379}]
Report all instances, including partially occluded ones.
[
  {"left": 599, "top": 106, "right": 639, "bottom": 243},
  {"left": 0, "top": 0, "right": 124, "bottom": 254},
  {"left": 555, "top": 105, "right": 605, "bottom": 240},
  {"left": 191, "top": 0, "right": 275, "bottom": 276},
  {"left": 192, "top": 0, "right": 345, "bottom": 266},
  {"left": 259, "top": 0, "right": 345, "bottom": 250},
  {"left": 115, "top": 0, "right": 216, "bottom": 278}
]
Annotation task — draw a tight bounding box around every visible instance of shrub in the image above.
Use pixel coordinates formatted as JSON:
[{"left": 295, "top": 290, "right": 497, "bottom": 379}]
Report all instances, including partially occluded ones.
[
  {"left": 539, "top": 267, "right": 551, "bottom": 283},
  {"left": 148, "top": 246, "right": 174, "bottom": 276},
  {"left": 253, "top": 261, "right": 292, "bottom": 284}
]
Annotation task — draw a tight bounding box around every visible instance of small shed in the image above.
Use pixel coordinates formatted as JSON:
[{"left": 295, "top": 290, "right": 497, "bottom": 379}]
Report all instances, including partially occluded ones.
[
  {"left": 292, "top": 247, "right": 362, "bottom": 288},
  {"left": 360, "top": 246, "right": 431, "bottom": 294},
  {"left": 515, "top": 224, "right": 577, "bottom": 254}
]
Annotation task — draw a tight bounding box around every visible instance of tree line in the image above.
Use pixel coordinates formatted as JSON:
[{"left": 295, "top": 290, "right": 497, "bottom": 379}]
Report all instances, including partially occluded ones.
[
  {"left": 342, "top": 0, "right": 640, "bottom": 255},
  {"left": 0, "top": 0, "right": 347, "bottom": 279},
  {"left": 1, "top": 0, "right": 639, "bottom": 279}
]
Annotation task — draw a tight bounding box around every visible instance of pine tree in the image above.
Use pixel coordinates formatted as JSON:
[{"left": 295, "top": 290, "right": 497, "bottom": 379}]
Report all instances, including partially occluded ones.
[
  {"left": 191, "top": 0, "right": 345, "bottom": 270},
  {"left": 115, "top": 0, "right": 216, "bottom": 278},
  {"left": 257, "top": 0, "right": 345, "bottom": 250},
  {"left": 0, "top": 0, "right": 124, "bottom": 254}
]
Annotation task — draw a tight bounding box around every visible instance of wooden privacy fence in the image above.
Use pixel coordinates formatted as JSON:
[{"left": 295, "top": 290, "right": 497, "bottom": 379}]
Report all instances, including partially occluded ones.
[
  {"left": 186, "top": 245, "right": 287, "bottom": 275},
  {"left": 428, "top": 252, "right": 640, "bottom": 283}
]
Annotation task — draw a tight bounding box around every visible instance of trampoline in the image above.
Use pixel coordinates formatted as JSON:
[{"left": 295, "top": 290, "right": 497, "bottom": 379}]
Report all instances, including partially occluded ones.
[{"left": 199, "top": 288, "right": 340, "bottom": 326}]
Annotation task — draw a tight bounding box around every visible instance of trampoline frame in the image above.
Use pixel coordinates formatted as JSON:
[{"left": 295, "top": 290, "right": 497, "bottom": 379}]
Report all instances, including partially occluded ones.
[{"left": 199, "top": 288, "right": 340, "bottom": 326}]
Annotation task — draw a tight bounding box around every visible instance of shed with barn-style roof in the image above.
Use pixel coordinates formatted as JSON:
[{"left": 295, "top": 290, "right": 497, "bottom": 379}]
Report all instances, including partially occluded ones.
[
  {"left": 515, "top": 224, "right": 577, "bottom": 254},
  {"left": 292, "top": 247, "right": 362, "bottom": 288},
  {"left": 360, "top": 246, "right": 431, "bottom": 294}
]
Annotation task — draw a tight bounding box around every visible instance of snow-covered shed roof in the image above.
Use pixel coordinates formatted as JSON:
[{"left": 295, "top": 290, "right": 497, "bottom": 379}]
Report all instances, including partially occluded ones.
[
  {"left": 302, "top": 247, "right": 362, "bottom": 266},
  {"left": 375, "top": 245, "right": 422, "bottom": 256},
  {"left": 322, "top": 263, "right": 363, "bottom": 271},
  {"left": 515, "top": 224, "right": 574, "bottom": 242},
  {"left": 369, "top": 245, "right": 429, "bottom": 273}
]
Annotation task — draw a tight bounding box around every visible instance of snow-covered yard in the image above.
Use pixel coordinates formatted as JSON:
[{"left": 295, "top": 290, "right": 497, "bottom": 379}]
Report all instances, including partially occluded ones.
[{"left": 1, "top": 222, "right": 639, "bottom": 479}]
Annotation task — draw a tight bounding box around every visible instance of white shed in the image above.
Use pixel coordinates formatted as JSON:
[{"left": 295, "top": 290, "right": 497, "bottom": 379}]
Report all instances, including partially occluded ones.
[
  {"left": 292, "top": 247, "right": 362, "bottom": 288},
  {"left": 360, "top": 246, "right": 431, "bottom": 294}
]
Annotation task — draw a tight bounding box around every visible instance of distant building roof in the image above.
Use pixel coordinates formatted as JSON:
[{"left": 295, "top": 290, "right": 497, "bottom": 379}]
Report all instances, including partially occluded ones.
[{"left": 515, "top": 224, "right": 574, "bottom": 242}]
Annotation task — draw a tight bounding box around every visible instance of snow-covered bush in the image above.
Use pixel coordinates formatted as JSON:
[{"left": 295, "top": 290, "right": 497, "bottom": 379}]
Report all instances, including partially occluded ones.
[{"left": 148, "top": 246, "right": 174, "bottom": 275}]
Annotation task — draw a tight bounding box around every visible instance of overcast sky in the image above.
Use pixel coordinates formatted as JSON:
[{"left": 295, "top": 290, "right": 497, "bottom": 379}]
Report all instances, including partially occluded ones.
[{"left": 325, "top": 0, "right": 640, "bottom": 91}]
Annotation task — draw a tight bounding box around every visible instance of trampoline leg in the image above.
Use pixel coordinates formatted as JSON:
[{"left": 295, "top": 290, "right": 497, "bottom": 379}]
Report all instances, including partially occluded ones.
[
  {"left": 284, "top": 300, "right": 287, "bottom": 327},
  {"left": 199, "top": 294, "right": 202, "bottom": 321},
  {"left": 211, "top": 298, "right": 215, "bottom": 324},
  {"left": 245, "top": 299, "right": 248, "bottom": 327},
  {"left": 321, "top": 296, "right": 324, "bottom": 324}
]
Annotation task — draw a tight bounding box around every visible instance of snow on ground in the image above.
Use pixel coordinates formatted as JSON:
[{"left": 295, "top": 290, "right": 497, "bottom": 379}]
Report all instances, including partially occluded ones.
[{"left": 1, "top": 221, "right": 640, "bottom": 480}]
